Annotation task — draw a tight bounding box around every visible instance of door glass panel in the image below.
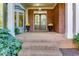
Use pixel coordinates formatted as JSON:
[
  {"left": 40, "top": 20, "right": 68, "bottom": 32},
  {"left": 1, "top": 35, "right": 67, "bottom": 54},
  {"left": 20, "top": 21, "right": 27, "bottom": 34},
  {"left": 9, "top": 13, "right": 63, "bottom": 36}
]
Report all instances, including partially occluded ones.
[
  {"left": 34, "top": 15, "right": 40, "bottom": 30},
  {"left": 34, "top": 14, "right": 47, "bottom": 31},
  {"left": 41, "top": 15, "right": 46, "bottom": 30},
  {"left": 19, "top": 12, "right": 23, "bottom": 27}
]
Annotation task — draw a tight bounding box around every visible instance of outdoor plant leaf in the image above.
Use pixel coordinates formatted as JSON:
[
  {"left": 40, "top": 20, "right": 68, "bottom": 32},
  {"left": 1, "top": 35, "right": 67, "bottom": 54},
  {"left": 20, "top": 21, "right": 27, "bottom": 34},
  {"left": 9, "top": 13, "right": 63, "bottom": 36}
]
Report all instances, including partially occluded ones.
[{"left": 0, "top": 28, "right": 22, "bottom": 56}]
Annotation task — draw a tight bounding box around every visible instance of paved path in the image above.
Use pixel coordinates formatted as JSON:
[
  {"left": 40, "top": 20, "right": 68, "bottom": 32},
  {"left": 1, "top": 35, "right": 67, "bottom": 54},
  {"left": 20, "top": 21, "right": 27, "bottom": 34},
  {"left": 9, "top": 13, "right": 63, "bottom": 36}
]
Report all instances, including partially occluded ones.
[{"left": 16, "top": 32, "right": 75, "bottom": 56}]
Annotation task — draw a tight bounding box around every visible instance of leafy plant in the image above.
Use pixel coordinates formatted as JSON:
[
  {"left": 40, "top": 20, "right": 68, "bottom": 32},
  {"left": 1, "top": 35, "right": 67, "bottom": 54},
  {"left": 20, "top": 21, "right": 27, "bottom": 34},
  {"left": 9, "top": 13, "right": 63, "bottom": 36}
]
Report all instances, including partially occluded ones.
[
  {"left": 26, "top": 22, "right": 30, "bottom": 26},
  {"left": 15, "top": 27, "right": 20, "bottom": 35},
  {"left": 73, "top": 33, "right": 79, "bottom": 49},
  {"left": 0, "top": 28, "right": 22, "bottom": 56}
]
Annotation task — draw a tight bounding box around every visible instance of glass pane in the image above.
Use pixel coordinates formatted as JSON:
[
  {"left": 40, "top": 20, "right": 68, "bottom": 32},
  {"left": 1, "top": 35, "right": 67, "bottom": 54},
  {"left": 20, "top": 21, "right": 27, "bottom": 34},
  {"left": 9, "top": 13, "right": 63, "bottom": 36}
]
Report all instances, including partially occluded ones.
[
  {"left": 41, "top": 15, "right": 46, "bottom": 30},
  {"left": 0, "top": 17, "right": 3, "bottom": 28},
  {"left": 14, "top": 12, "right": 16, "bottom": 27},
  {"left": 19, "top": 12, "right": 23, "bottom": 27},
  {"left": 34, "top": 15, "right": 40, "bottom": 30},
  {"left": 35, "top": 15, "right": 40, "bottom": 25},
  {"left": 3, "top": 3, "right": 8, "bottom": 28}
]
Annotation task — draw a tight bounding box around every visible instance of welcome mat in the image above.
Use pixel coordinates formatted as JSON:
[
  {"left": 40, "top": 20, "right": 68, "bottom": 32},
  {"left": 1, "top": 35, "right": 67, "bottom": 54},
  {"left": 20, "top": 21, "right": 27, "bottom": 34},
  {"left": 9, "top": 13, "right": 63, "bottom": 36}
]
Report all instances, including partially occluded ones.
[{"left": 59, "top": 48, "right": 79, "bottom": 56}]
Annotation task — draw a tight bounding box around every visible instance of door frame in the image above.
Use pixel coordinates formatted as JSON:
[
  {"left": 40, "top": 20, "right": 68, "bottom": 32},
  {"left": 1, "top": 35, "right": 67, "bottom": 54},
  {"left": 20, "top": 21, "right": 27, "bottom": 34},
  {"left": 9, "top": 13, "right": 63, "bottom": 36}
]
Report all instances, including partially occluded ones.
[{"left": 33, "top": 13, "right": 47, "bottom": 32}]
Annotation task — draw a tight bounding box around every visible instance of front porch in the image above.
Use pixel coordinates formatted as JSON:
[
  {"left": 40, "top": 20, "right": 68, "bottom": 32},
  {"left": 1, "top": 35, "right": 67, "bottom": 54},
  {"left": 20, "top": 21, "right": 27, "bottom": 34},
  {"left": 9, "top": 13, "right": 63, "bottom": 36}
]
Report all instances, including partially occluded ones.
[
  {"left": 1, "top": 3, "right": 79, "bottom": 56},
  {"left": 16, "top": 32, "right": 75, "bottom": 56}
]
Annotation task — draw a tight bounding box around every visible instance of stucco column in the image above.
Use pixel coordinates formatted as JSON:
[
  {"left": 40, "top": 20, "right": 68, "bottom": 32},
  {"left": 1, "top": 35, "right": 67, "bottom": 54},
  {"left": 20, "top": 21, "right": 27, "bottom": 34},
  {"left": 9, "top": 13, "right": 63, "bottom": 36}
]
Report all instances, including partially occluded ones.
[
  {"left": 75, "top": 4, "right": 79, "bottom": 35},
  {"left": 7, "top": 3, "right": 15, "bottom": 36},
  {"left": 26, "top": 9, "right": 28, "bottom": 24},
  {"left": 65, "top": 3, "right": 73, "bottom": 39},
  {"left": 25, "top": 9, "right": 28, "bottom": 31}
]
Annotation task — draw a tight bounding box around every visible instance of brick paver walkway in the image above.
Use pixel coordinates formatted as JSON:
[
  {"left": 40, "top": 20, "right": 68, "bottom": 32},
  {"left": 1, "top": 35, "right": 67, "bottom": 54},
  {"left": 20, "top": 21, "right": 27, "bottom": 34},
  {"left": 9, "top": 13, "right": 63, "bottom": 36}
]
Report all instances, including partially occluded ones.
[{"left": 16, "top": 32, "right": 75, "bottom": 56}]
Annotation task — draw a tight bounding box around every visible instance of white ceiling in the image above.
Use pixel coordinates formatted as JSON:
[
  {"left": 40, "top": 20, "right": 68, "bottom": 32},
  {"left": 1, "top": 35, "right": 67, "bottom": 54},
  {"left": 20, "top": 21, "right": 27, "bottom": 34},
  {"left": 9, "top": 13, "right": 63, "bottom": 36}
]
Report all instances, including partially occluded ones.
[{"left": 22, "top": 3, "right": 57, "bottom": 9}]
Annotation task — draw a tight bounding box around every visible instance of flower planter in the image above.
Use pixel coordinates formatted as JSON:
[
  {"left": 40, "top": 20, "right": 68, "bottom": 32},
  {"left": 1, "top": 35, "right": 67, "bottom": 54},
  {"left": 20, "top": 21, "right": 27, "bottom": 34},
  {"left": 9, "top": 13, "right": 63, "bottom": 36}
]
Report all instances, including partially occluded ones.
[
  {"left": 48, "top": 23, "right": 53, "bottom": 32},
  {"left": 26, "top": 26, "right": 30, "bottom": 32},
  {"left": 48, "top": 26, "right": 53, "bottom": 32}
]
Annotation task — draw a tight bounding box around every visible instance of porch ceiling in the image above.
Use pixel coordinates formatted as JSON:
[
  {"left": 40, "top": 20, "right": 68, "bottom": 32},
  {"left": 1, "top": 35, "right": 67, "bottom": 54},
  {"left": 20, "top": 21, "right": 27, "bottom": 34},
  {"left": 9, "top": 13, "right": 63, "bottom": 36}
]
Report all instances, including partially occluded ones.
[{"left": 21, "top": 3, "right": 57, "bottom": 9}]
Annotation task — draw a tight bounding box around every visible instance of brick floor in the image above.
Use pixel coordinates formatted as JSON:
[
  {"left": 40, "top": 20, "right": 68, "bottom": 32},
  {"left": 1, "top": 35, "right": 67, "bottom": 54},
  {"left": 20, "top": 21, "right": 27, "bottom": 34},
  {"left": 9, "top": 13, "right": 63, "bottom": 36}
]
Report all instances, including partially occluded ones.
[{"left": 16, "top": 32, "right": 76, "bottom": 56}]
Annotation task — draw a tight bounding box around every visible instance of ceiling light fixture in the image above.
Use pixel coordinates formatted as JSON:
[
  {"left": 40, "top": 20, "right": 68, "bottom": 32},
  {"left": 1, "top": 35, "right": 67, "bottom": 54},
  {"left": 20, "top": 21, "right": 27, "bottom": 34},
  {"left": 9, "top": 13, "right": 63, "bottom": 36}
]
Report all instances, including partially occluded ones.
[
  {"left": 36, "top": 3, "right": 40, "bottom": 6},
  {"left": 38, "top": 8, "right": 41, "bottom": 11}
]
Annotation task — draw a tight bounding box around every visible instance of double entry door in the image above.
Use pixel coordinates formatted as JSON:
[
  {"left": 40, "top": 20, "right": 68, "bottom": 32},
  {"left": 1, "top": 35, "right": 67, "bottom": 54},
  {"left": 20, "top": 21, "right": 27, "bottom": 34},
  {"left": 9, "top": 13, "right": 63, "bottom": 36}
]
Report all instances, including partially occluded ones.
[{"left": 34, "top": 14, "right": 47, "bottom": 31}]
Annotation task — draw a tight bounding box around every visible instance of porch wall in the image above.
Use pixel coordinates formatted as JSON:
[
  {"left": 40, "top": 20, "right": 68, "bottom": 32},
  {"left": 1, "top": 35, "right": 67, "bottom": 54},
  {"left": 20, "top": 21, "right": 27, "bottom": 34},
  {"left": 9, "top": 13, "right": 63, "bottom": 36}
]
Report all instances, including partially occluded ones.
[
  {"left": 53, "top": 4, "right": 59, "bottom": 33},
  {"left": 59, "top": 3, "right": 65, "bottom": 34}
]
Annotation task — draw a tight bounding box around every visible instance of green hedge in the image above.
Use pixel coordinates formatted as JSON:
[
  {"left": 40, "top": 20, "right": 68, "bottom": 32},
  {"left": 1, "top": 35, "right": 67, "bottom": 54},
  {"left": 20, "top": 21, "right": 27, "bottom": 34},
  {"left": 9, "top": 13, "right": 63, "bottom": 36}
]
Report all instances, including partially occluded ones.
[
  {"left": 0, "top": 28, "right": 22, "bottom": 56},
  {"left": 73, "top": 33, "right": 79, "bottom": 49}
]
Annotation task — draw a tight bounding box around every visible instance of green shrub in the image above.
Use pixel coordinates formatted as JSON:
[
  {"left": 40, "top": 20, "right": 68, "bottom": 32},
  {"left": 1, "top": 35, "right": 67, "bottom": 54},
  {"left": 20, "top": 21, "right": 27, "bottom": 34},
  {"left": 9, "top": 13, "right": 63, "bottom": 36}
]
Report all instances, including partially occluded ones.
[
  {"left": 73, "top": 33, "right": 79, "bottom": 48},
  {"left": 0, "top": 28, "right": 22, "bottom": 56},
  {"left": 15, "top": 27, "right": 20, "bottom": 35}
]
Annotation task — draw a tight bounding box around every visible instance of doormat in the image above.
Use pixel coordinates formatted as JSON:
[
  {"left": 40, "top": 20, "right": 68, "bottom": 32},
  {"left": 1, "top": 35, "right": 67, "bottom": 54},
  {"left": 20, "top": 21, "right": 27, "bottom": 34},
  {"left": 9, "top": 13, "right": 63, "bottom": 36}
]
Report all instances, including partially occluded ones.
[{"left": 59, "top": 48, "right": 79, "bottom": 56}]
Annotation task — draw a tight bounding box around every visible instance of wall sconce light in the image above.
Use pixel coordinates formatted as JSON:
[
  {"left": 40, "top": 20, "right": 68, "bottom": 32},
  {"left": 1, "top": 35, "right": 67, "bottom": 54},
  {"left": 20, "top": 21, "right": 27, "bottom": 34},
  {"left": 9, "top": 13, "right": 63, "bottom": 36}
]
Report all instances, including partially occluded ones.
[{"left": 38, "top": 8, "right": 41, "bottom": 11}]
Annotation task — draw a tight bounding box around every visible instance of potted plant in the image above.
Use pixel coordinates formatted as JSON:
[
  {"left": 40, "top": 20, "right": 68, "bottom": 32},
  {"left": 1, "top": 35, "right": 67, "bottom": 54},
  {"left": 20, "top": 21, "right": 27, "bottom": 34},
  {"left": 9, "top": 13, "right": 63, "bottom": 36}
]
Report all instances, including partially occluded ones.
[
  {"left": 15, "top": 27, "right": 20, "bottom": 35},
  {"left": 48, "top": 23, "right": 53, "bottom": 32},
  {"left": 26, "top": 22, "right": 30, "bottom": 32}
]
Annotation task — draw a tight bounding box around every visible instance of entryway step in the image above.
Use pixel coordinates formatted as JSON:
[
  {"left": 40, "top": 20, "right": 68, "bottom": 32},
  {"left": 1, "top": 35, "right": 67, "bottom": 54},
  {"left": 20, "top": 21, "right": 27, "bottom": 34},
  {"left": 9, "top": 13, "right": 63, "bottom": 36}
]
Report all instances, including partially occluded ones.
[
  {"left": 22, "top": 46, "right": 58, "bottom": 50},
  {"left": 18, "top": 49, "right": 62, "bottom": 56},
  {"left": 21, "top": 39, "right": 58, "bottom": 42},
  {"left": 22, "top": 42, "right": 59, "bottom": 49}
]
